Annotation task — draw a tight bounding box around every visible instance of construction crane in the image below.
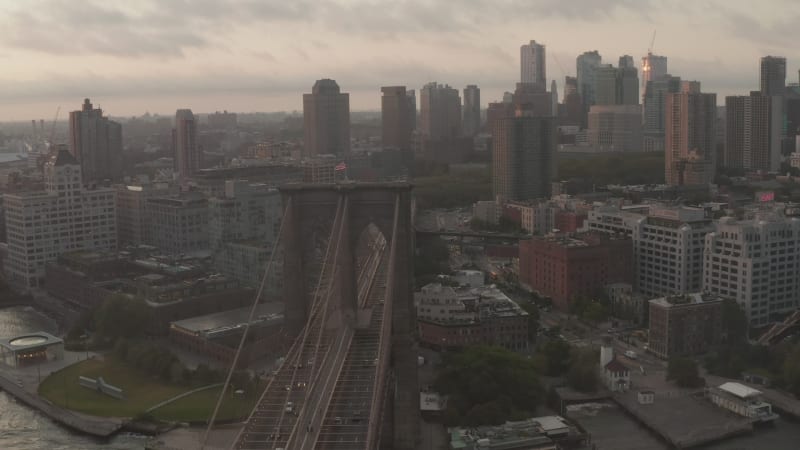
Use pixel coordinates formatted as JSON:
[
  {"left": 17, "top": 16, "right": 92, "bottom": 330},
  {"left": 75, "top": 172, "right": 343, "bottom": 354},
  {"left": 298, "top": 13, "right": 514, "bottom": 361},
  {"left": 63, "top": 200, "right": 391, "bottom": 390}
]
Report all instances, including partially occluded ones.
[
  {"left": 648, "top": 30, "right": 657, "bottom": 54},
  {"left": 48, "top": 106, "right": 60, "bottom": 150}
]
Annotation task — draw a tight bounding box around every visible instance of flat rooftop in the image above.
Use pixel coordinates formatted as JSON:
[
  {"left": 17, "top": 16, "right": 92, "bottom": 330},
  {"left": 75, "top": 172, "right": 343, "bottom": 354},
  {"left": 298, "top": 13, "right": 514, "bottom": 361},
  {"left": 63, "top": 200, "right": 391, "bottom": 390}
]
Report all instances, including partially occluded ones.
[
  {"left": 449, "top": 417, "right": 562, "bottom": 449},
  {"left": 718, "top": 382, "right": 762, "bottom": 399},
  {"left": 171, "top": 302, "right": 284, "bottom": 335},
  {"left": 650, "top": 292, "right": 722, "bottom": 308}
]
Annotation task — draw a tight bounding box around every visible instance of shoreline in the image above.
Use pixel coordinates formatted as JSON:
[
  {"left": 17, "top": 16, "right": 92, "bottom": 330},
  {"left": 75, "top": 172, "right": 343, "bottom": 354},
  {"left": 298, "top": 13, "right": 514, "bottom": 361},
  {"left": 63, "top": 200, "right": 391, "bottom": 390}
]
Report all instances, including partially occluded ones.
[
  {"left": 0, "top": 371, "right": 124, "bottom": 438},
  {"left": 0, "top": 304, "right": 244, "bottom": 446}
]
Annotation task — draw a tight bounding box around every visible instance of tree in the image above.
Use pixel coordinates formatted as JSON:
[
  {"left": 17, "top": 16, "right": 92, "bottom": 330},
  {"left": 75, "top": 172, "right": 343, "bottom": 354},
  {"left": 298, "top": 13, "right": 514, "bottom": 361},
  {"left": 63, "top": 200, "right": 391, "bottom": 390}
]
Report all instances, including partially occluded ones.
[
  {"left": 783, "top": 343, "right": 800, "bottom": 396},
  {"left": 583, "top": 302, "right": 609, "bottom": 324},
  {"left": 540, "top": 339, "right": 572, "bottom": 376},
  {"left": 93, "top": 295, "right": 151, "bottom": 343},
  {"left": 434, "top": 346, "right": 543, "bottom": 426},
  {"left": 414, "top": 167, "right": 492, "bottom": 209},
  {"left": 721, "top": 300, "right": 748, "bottom": 344},
  {"left": 667, "top": 356, "right": 703, "bottom": 388},
  {"left": 415, "top": 237, "right": 451, "bottom": 279},
  {"left": 113, "top": 339, "right": 130, "bottom": 360},
  {"left": 567, "top": 348, "right": 600, "bottom": 393},
  {"left": 780, "top": 161, "right": 800, "bottom": 177},
  {"left": 169, "top": 361, "right": 185, "bottom": 384}
]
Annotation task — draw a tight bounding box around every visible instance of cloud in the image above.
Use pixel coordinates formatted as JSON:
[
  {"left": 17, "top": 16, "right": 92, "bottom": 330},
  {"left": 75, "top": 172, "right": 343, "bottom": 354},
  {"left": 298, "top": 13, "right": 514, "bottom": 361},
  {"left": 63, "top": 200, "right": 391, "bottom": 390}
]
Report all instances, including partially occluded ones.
[
  {"left": 252, "top": 50, "right": 277, "bottom": 62},
  {"left": 507, "top": 0, "right": 657, "bottom": 20},
  {"left": 717, "top": 9, "right": 800, "bottom": 52},
  {"left": 0, "top": 0, "right": 663, "bottom": 58},
  {"left": 1, "top": 1, "right": 210, "bottom": 57},
  {"left": 0, "top": 0, "right": 796, "bottom": 118}
]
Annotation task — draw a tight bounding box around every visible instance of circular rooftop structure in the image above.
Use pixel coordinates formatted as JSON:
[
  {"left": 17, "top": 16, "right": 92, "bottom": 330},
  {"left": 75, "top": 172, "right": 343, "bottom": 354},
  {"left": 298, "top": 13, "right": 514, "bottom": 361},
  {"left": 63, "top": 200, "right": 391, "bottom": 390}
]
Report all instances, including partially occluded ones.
[
  {"left": 9, "top": 335, "right": 48, "bottom": 347},
  {"left": 0, "top": 331, "right": 64, "bottom": 368}
]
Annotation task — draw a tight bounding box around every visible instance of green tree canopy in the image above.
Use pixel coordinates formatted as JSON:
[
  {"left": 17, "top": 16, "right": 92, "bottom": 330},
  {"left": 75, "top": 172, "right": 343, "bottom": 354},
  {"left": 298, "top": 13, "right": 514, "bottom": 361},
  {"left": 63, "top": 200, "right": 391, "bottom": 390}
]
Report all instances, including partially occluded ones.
[
  {"left": 415, "top": 237, "right": 451, "bottom": 280},
  {"left": 721, "top": 299, "right": 749, "bottom": 344},
  {"left": 434, "top": 346, "right": 543, "bottom": 426},
  {"left": 539, "top": 339, "right": 572, "bottom": 376},
  {"left": 667, "top": 356, "right": 703, "bottom": 388},
  {"left": 94, "top": 295, "right": 151, "bottom": 343},
  {"left": 567, "top": 348, "right": 600, "bottom": 393},
  {"left": 783, "top": 343, "right": 800, "bottom": 396}
]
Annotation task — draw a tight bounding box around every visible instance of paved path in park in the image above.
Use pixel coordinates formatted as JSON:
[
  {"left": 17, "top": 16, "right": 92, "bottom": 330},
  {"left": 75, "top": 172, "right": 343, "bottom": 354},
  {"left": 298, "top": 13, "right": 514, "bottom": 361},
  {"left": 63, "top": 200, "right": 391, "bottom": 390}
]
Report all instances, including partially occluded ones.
[{"left": 146, "top": 382, "right": 223, "bottom": 413}]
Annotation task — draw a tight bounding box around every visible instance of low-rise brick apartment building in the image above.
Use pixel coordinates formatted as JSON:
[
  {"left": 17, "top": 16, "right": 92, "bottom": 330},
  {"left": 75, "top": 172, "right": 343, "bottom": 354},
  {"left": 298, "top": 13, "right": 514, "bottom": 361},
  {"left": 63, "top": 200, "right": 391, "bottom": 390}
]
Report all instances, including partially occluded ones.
[{"left": 519, "top": 232, "right": 633, "bottom": 311}]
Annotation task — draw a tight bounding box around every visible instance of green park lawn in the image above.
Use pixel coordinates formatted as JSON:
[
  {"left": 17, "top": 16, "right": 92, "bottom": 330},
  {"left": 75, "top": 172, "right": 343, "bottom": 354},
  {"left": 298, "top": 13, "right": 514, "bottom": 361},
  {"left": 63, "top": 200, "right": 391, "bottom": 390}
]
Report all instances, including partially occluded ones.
[
  {"left": 151, "top": 385, "right": 261, "bottom": 422},
  {"left": 38, "top": 357, "right": 187, "bottom": 417},
  {"left": 38, "top": 356, "right": 263, "bottom": 421}
]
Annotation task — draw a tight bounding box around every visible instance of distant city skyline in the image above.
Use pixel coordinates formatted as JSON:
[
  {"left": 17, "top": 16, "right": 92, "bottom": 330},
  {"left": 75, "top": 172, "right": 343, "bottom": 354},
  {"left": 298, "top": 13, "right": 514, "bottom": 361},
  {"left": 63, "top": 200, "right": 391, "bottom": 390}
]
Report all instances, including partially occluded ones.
[{"left": 0, "top": 0, "right": 798, "bottom": 120}]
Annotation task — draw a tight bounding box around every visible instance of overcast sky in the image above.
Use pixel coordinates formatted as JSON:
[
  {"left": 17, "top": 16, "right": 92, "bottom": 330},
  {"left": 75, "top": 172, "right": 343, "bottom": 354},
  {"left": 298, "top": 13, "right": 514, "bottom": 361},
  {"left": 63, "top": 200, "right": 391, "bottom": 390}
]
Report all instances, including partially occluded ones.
[{"left": 0, "top": 0, "right": 798, "bottom": 121}]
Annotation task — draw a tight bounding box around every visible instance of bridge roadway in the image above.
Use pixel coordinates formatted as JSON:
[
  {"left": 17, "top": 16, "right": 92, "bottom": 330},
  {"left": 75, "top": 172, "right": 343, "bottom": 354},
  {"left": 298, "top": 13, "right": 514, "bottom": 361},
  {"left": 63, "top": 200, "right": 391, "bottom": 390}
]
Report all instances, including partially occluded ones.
[
  {"left": 311, "top": 256, "right": 387, "bottom": 449},
  {"left": 235, "top": 232, "right": 387, "bottom": 449}
]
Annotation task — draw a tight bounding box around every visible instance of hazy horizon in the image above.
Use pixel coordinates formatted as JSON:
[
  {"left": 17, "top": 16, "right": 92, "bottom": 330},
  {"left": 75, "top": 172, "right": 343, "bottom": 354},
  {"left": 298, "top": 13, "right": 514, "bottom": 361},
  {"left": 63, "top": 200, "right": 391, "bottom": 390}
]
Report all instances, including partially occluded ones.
[{"left": 1, "top": 0, "right": 798, "bottom": 121}]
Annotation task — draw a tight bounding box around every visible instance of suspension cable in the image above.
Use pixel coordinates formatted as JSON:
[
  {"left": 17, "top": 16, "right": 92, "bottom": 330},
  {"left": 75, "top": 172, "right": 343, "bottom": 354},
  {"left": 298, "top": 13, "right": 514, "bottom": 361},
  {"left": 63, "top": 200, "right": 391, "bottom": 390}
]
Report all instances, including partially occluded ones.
[{"left": 201, "top": 197, "right": 291, "bottom": 449}]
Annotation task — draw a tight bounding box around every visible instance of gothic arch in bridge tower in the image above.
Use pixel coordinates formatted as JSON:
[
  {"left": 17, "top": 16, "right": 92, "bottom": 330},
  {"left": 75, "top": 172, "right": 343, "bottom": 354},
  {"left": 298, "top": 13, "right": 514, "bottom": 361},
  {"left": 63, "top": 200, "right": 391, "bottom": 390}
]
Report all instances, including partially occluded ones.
[{"left": 277, "top": 182, "right": 419, "bottom": 450}]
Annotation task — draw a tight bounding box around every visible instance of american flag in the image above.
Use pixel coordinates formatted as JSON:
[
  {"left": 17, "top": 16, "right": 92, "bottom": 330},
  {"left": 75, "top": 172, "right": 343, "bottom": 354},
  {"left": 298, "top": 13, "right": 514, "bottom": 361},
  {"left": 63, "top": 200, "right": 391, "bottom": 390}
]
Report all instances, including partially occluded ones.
[{"left": 334, "top": 162, "right": 347, "bottom": 171}]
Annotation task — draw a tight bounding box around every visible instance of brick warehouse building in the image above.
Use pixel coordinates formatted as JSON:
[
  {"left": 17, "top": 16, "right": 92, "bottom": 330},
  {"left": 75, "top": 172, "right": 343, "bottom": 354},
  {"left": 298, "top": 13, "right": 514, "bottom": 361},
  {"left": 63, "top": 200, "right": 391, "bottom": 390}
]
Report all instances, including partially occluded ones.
[{"left": 519, "top": 232, "right": 633, "bottom": 311}]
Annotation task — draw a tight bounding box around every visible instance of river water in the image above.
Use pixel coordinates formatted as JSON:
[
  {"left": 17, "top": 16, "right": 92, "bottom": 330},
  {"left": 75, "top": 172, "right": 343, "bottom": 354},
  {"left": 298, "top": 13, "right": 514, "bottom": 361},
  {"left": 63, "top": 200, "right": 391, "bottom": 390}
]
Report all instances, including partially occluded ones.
[{"left": 0, "top": 306, "right": 146, "bottom": 450}]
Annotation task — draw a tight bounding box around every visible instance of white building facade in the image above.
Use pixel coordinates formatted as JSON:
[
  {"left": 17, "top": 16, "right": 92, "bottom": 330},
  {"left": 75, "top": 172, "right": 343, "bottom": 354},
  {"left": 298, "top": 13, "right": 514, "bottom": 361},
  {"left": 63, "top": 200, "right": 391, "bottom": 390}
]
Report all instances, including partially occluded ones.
[
  {"left": 4, "top": 148, "right": 116, "bottom": 287},
  {"left": 703, "top": 216, "right": 800, "bottom": 326},
  {"left": 633, "top": 206, "right": 713, "bottom": 298}
]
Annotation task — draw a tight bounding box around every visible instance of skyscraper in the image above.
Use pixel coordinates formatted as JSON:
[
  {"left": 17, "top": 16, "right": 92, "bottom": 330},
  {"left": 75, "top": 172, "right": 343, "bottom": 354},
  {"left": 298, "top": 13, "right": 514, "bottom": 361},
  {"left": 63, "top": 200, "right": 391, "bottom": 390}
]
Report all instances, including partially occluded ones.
[
  {"left": 619, "top": 55, "right": 635, "bottom": 69},
  {"left": 520, "top": 40, "right": 546, "bottom": 90},
  {"left": 577, "top": 50, "right": 602, "bottom": 112},
  {"left": 406, "top": 89, "right": 417, "bottom": 131},
  {"left": 462, "top": 85, "right": 481, "bottom": 137},
  {"left": 510, "top": 83, "right": 554, "bottom": 117},
  {"left": 641, "top": 53, "right": 668, "bottom": 99},
  {"left": 303, "top": 79, "right": 351, "bottom": 158},
  {"left": 420, "top": 82, "right": 462, "bottom": 139},
  {"left": 492, "top": 105, "right": 556, "bottom": 201},
  {"left": 594, "top": 65, "right": 618, "bottom": 106},
  {"left": 550, "top": 80, "right": 559, "bottom": 117},
  {"left": 381, "top": 86, "right": 412, "bottom": 151},
  {"left": 618, "top": 66, "right": 639, "bottom": 105},
  {"left": 760, "top": 56, "right": 787, "bottom": 97},
  {"left": 594, "top": 64, "right": 638, "bottom": 106},
  {"left": 68, "top": 98, "right": 123, "bottom": 183},
  {"left": 173, "top": 109, "right": 199, "bottom": 181},
  {"left": 563, "top": 76, "right": 583, "bottom": 126},
  {"left": 760, "top": 56, "right": 788, "bottom": 164},
  {"left": 587, "top": 104, "right": 643, "bottom": 152},
  {"left": 725, "top": 93, "right": 782, "bottom": 172},
  {"left": 643, "top": 75, "right": 682, "bottom": 152},
  {"left": 664, "top": 83, "right": 717, "bottom": 185},
  {"left": 564, "top": 76, "right": 578, "bottom": 98}
]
